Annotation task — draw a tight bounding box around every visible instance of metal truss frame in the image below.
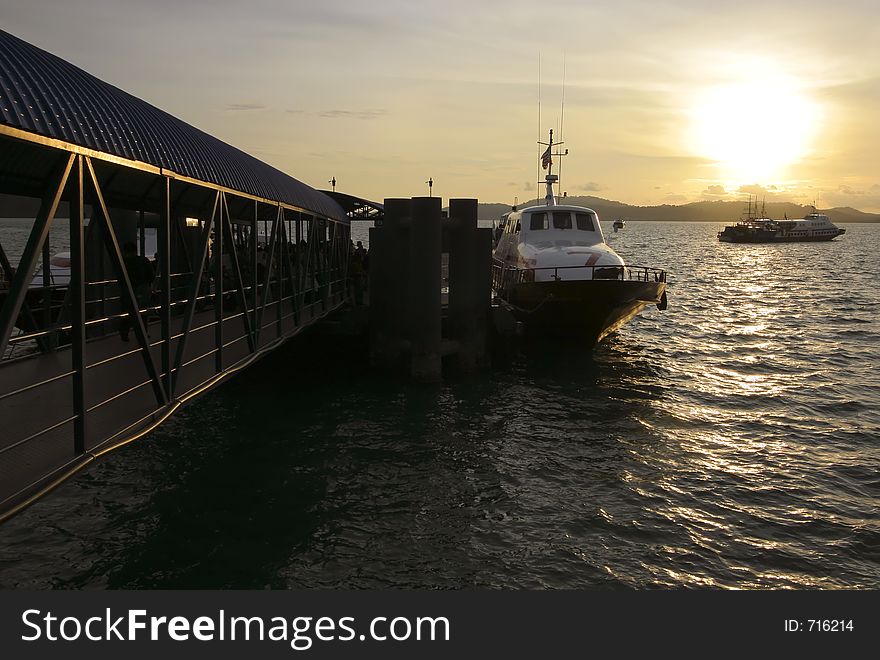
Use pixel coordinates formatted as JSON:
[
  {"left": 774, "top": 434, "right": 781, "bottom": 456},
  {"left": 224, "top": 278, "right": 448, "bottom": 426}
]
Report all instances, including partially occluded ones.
[{"left": 0, "top": 130, "right": 354, "bottom": 522}]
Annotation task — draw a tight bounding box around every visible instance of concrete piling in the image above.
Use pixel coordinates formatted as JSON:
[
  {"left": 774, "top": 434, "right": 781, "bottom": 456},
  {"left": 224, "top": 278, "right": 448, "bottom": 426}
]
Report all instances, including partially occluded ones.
[
  {"left": 408, "top": 197, "right": 442, "bottom": 382},
  {"left": 368, "top": 195, "right": 490, "bottom": 379},
  {"left": 369, "top": 198, "right": 410, "bottom": 368},
  {"left": 448, "top": 199, "right": 490, "bottom": 372}
]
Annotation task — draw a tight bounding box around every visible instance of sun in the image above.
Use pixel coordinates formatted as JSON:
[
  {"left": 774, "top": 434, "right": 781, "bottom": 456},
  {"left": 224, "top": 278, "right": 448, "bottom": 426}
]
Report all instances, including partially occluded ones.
[{"left": 688, "top": 66, "right": 822, "bottom": 182}]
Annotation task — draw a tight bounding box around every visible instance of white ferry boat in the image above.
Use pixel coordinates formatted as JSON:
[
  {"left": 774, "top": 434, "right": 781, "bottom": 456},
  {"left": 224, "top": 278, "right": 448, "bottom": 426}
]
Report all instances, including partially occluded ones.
[
  {"left": 718, "top": 202, "right": 845, "bottom": 243},
  {"left": 492, "top": 130, "right": 667, "bottom": 345}
]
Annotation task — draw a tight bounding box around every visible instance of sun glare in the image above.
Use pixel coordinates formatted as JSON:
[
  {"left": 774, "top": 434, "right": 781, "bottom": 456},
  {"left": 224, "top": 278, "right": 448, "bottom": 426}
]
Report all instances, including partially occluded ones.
[{"left": 688, "top": 67, "right": 821, "bottom": 182}]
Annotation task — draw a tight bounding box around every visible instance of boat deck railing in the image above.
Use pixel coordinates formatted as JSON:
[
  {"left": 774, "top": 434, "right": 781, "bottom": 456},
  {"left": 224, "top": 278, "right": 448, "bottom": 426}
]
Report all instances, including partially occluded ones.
[{"left": 492, "top": 260, "right": 666, "bottom": 292}]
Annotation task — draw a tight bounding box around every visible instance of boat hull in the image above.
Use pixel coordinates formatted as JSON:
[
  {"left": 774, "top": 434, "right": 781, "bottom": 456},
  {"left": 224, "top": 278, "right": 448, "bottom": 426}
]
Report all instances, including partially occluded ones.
[
  {"left": 499, "top": 279, "right": 665, "bottom": 345},
  {"left": 718, "top": 231, "right": 845, "bottom": 243}
]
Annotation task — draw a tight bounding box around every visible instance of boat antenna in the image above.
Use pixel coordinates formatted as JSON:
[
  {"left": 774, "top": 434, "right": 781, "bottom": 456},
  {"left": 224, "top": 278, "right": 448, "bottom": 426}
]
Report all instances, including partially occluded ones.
[
  {"left": 558, "top": 53, "right": 566, "bottom": 191},
  {"left": 537, "top": 53, "right": 542, "bottom": 204}
]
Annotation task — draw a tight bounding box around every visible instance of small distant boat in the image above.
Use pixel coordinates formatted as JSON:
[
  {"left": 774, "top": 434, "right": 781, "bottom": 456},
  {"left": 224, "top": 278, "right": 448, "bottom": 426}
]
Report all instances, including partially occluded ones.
[
  {"left": 0, "top": 251, "right": 75, "bottom": 340},
  {"left": 612, "top": 218, "right": 627, "bottom": 232},
  {"left": 492, "top": 129, "right": 667, "bottom": 345},
  {"left": 30, "top": 251, "right": 71, "bottom": 287},
  {"left": 718, "top": 198, "right": 845, "bottom": 243}
]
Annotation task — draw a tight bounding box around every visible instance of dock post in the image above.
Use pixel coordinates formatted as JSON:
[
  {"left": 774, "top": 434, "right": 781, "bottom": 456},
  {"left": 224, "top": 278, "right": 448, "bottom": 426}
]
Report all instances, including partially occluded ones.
[
  {"left": 408, "top": 196, "right": 442, "bottom": 382},
  {"left": 448, "top": 198, "right": 490, "bottom": 371},
  {"left": 369, "top": 198, "right": 410, "bottom": 369}
]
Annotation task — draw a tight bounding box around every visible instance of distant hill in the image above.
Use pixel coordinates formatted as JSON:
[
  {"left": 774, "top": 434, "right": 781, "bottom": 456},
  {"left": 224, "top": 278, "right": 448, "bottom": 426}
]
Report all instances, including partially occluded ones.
[
  {"left": 4, "top": 191, "right": 879, "bottom": 224},
  {"left": 476, "top": 196, "right": 880, "bottom": 224}
]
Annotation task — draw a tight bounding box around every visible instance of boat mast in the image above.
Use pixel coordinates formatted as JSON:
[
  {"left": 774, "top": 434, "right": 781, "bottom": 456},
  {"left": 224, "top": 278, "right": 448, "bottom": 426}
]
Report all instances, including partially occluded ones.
[{"left": 540, "top": 128, "right": 562, "bottom": 206}]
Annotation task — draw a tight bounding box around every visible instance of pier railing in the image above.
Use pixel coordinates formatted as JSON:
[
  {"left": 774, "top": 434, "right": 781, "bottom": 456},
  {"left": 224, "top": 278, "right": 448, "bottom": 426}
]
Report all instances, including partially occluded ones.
[{"left": 2, "top": 254, "right": 347, "bottom": 362}]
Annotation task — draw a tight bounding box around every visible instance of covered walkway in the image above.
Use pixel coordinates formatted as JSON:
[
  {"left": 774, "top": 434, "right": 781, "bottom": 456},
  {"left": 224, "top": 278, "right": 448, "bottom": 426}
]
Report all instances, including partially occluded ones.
[{"left": 0, "top": 28, "right": 370, "bottom": 520}]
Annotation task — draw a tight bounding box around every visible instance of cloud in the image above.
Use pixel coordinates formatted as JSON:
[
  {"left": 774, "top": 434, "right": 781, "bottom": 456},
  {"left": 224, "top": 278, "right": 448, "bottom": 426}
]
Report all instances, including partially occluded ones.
[
  {"left": 838, "top": 185, "right": 864, "bottom": 195},
  {"left": 738, "top": 184, "right": 773, "bottom": 195},
  {"left": 703, "top": 184, "right": 726, "bottom": 195},
  {"left": 665, "top": 194, "right": 688, "bottom": 202},
  {"left": 819, "top": 186, "right": 880, "bottom": 213},
  {"left": 225, "top": 103, "right": 266, "bottom": 111},
  {"left": 576, "top": 181, "right": 604, "bottom": 192},
  {"left": 317, "top": 109, "right": 387, "bottom": 120}
]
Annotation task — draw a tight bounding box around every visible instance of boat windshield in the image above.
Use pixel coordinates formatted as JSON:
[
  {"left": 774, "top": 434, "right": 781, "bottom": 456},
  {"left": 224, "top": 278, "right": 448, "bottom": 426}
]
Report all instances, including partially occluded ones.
[
  {"left": 553, "top": 212, "right": 571, "bottom": 229},
  {"left": 528, "top": 211, "right": 597, "bottom": 232},
  {"left": 575, "top": 213, "right": 596, "bottom": 231}
]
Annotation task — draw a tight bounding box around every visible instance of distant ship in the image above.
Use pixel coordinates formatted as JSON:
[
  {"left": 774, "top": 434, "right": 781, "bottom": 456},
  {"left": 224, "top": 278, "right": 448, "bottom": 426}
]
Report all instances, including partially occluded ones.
[
  {"left": 612, "top": 217, "right": 627, "bottom": 232},
  {"left": 492, "top": 129, "right": 667, "bottom": 345},
  {"left": 718, "top": 199, "right": 845, "bottom": 243}
]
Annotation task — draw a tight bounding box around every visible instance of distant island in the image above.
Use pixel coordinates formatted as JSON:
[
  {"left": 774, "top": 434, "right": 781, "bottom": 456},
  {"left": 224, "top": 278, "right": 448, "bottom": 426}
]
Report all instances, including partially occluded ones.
[
  {"left": 476, "top": 196, "right": 880, "bottom": 224},
  {"left": 3, "top": 192, "right": 879, "bottom": 224}
]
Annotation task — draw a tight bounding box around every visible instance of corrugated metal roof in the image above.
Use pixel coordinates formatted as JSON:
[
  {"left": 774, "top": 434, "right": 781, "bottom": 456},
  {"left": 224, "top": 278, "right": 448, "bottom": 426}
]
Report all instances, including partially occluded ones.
[{"left": 0, "top": 29, "right": 346, "bottom": 221}]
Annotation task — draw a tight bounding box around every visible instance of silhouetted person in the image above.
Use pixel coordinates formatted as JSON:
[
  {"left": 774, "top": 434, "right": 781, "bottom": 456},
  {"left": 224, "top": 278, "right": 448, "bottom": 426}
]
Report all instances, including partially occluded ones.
[
  {"left": 119, "top": 241, "right": 154, "bottom": 341},
  {"left": 350, "top": 241, "right": 366, "bottom": 305}
]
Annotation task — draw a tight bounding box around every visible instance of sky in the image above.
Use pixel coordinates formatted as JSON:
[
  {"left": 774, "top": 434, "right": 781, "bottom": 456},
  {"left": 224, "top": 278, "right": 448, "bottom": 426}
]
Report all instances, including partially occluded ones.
[{"left": 3, "top": 0, "right": 880, "bottom": 211}]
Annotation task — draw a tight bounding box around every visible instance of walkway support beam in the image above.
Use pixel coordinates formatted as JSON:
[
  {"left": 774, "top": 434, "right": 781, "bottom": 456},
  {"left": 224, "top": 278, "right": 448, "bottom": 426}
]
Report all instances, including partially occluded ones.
[{"left": 70, "top": 155, "right": 87, "bottom": 453}]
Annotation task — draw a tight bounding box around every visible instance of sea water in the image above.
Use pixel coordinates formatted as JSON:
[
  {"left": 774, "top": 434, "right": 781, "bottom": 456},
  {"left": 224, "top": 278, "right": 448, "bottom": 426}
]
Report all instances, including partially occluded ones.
[{"left": 0, "top": 222, "right": 877, "bottom": 588}]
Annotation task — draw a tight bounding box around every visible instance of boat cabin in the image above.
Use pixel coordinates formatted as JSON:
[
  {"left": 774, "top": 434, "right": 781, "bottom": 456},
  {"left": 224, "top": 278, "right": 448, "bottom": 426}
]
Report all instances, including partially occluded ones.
[{"left": 495, "top": 205, "right": 604, "bottom": 263}]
